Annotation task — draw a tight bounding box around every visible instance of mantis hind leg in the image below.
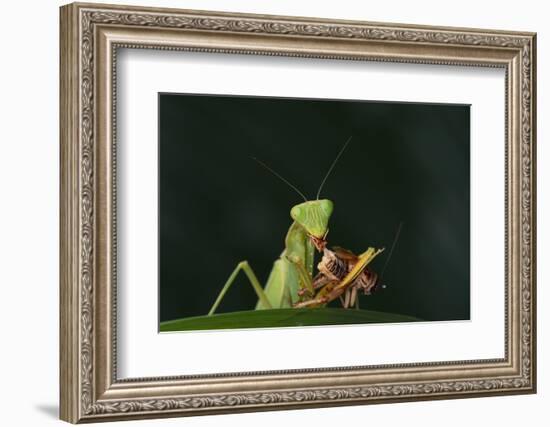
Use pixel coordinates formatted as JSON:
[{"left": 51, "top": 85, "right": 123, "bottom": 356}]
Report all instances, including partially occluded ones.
[{"left": 208, "top": 261, "right": 272, "bottom": 316}]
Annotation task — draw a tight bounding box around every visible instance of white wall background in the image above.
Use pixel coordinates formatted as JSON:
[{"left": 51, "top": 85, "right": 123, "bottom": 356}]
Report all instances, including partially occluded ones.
[{"left": 0, "top": 0, "right": 545, "bottom": 425}]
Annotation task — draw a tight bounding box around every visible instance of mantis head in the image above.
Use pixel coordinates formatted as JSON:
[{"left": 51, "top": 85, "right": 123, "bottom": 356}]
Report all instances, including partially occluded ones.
[
  {"left": 252, "top": 136, "right": 351, "bottom": 252},
  {"left": 290, "top": 199, "right": 333, "bottom": 251}
]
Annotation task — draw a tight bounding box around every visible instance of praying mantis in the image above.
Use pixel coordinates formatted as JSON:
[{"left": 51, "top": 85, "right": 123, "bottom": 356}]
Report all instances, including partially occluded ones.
[{"left": 208, "top": 137, "right": 385, "bottom": 315}]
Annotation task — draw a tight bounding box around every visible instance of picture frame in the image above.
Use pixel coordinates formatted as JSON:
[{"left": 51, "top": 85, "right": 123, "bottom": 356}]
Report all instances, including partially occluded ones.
[{"left": 59, "top": 2, "right": 537, "bottom": 423}]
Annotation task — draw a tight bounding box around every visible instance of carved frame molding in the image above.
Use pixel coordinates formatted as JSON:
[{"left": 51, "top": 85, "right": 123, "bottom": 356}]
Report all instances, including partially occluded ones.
[{"left": 60, "top": 2, "right": 536, "bottom": 423}]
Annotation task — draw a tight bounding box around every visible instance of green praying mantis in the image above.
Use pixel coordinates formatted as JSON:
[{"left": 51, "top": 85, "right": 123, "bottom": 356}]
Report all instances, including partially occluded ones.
[{"left": 208, "top": 137, "right": 385, "bottom": 315}]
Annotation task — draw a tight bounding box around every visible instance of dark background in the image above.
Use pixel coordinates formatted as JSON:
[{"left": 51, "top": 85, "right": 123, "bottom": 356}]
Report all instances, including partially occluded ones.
[{"left": 159, "top": 93, "right": 470, "bottom": 323}]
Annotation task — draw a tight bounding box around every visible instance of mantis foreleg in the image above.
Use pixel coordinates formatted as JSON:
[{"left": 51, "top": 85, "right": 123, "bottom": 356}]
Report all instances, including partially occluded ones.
[
  {"left": 208, "top": 261, "right": 272, "bottom": 315},
  {"left": 284, "top": 222, "right": 315, "bottom": 297},
  {"left": 286, "top": 255, "right": 314, "bottom": 297}
]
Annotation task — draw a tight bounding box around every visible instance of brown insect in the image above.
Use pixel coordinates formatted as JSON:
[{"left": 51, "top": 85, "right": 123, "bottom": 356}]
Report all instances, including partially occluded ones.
[
  {"left": 293, "top": 247, "right": 384, "bottom": 309},
  {"left": 294, "top": 222, "right": 403, "bottom": 309}
]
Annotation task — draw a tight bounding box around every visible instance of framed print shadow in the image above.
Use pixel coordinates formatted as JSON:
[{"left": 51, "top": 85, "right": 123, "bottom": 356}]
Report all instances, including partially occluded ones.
[{"left": 60, "top": 2, "right": 536, "bottom": 423}]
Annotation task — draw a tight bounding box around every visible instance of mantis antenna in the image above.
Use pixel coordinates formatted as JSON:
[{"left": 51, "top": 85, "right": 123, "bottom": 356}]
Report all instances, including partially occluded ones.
[
  {"left": 316, "top": 135, "right": 353, "bottom": 200},
  {"left": 380, "top": 221, "right": 404, "bottom": 280},
  {"left": 251, "top": 157, "right": 308, "bottom": 202}
]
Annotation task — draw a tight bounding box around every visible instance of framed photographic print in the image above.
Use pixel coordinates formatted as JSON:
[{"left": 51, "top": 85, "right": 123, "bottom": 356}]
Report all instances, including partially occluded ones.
[
  {"left": 60, "top": 2, "right": 537, "bottom": 423},
  {"left": 157, "top": 95, "right": 469, "bottom": 332}
]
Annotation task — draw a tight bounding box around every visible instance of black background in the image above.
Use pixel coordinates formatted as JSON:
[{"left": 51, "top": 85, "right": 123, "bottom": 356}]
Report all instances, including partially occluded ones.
[{"left": 159, "top": 93, "right": 470, "bottom": 323}]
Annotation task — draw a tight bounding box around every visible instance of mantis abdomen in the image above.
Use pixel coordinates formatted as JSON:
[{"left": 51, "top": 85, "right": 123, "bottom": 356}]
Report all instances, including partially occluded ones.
[
  {"left": 255, "top": 258, "right": 296, "bottom": 309},
  {"left": 256, "top": 221, "right": 314, "bottom": 309}
]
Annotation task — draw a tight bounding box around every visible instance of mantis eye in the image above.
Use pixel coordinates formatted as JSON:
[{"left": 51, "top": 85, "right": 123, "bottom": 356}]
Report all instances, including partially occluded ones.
[{"left": 291, "top": 206, "right": 301, "bottom": 219}]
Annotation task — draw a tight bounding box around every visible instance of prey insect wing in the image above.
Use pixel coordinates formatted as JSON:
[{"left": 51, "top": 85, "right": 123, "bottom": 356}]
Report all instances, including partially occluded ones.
[
  {"left": 331, "top": 246, "right": 359, "bottom": 261},
  {"left": 334, "top": 247, "right": 384, "bottom": 291}
]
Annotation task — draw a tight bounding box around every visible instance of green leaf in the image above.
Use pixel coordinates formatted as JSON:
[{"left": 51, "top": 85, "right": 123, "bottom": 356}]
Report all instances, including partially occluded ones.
[{"left": 160, "top": 308, "right": 421, "bottom": 332}]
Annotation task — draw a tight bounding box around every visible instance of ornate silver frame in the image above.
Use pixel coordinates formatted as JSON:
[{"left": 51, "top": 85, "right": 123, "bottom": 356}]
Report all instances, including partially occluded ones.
[{"left": 60, "top": 2, "right": 537, "bottom": 423}]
